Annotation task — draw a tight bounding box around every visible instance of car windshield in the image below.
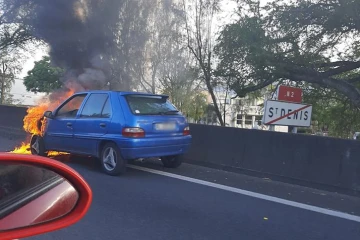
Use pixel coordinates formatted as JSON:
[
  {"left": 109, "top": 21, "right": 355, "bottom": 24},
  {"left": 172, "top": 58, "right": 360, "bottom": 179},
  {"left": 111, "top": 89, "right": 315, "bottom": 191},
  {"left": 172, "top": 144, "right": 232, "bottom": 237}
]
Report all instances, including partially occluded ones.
[{"left": 125, "top": 95, "right": 179, "bottom": 115}]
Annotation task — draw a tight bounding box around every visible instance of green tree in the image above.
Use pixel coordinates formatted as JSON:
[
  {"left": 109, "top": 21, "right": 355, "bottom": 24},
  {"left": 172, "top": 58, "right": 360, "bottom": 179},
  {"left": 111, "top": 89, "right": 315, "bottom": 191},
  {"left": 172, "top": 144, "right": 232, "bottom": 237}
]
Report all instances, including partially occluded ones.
[
  {"left": 215, "top": 0, "right": 360, "bottom": 107},
  {"left": 23, "top": 56, "right": 64, "bottom": 93},
  {"left": 302, "top": 72, "right": 360, "bottom": 138},
  {"left": 186, "top": 93, "right": 208, "bottom": 123},
  {"left": 160, "top": 65, "right": 201, "bottom": 114},
  {"left": 0, "top": 0, "right": 35, "bottom": 51}
]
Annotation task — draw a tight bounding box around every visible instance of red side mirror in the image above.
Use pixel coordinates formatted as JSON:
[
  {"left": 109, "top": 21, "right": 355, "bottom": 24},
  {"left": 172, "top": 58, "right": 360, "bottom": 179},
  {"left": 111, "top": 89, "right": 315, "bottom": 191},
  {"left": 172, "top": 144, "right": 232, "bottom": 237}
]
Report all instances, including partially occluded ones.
[{"left": 0, "top": 153, "right": 92, "bottom": 240}]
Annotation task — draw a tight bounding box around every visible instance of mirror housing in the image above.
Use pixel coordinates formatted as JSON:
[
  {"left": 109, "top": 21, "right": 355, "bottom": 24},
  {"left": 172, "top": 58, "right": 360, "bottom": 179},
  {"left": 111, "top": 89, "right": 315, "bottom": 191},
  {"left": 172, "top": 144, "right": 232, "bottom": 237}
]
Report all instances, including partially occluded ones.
[
  {"left": 0, "top": 153, "right": 92, "bottom": 240},
  {"left": 44, "top": 111, "right": 54, "bottom": 119}
]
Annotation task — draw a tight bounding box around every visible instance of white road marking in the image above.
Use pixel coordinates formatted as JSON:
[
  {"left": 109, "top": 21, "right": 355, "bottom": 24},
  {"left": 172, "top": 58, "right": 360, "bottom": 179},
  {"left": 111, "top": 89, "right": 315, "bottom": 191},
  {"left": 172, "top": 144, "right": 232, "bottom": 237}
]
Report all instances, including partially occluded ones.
[{"left": 128, "top": 164, "right": 360, "bottom": 223}]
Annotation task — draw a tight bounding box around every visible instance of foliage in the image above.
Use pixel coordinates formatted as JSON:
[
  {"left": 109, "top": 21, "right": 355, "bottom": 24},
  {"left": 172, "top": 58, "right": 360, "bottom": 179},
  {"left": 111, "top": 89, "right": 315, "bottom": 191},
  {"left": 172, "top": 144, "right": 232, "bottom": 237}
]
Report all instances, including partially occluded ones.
[
  {"left": 154, "top": 1, "right": 207, "bottom": 123},
  {"left": 215, "top": 0, "right": 360, "bottom": 107},
  {"left": 186, "top": 93, "right": 208, "bottom": 122},
  {"left": 23, "top": 56, "right": 64, "bottom": 93},
  {"left": 131, "top": 0, "right": 186, "bottom": 94},
  {"left": 160, "top": 64, "right": 206, "bottom": 121},
  {"left": 0, "top": 48, "right": 22, "bottom": 104},
  {"left": 182, "top": 0, "right": 224, "bottom": 125},
  {"left": 0, "top": 0, "right": 35, "bottom": 51},
  {"left": 303, "top": 72, "right": 360, "bottom": 138},
  {"left": 107, "top": 0, "right": 154, "bottom": 91},
  {"left": 2, "top": 93, "right": 21, "bottom": 105}
]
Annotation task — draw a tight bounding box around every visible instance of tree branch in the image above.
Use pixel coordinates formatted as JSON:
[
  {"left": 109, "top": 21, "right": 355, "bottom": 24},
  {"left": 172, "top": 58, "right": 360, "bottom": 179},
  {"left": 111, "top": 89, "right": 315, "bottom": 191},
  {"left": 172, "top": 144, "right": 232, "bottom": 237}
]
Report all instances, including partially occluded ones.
[
  {"left": 322, "top": 61, "right": 360, "bottom": 77},
  {"left": 347, "top": 76, "right": 360, "bottom": 84},
  {"left": 234, "top": 78, "right": 275, "bottom": 98},
  {"left": 286, "top": 72, "right": 360, "bottom": 107},
  {"left": 316, "top": 61, "right": 358, "bottom": 68}
]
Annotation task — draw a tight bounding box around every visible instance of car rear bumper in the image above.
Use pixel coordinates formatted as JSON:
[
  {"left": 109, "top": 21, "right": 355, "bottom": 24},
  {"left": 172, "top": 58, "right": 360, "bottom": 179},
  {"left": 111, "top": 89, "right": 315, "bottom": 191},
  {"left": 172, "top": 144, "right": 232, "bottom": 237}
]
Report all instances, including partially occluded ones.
[
  {"left": 117, "top": 135, "right": 192, "bottom": 159},
  {"left": 121, "top": 143, "right": 191, "bottom": 159}
]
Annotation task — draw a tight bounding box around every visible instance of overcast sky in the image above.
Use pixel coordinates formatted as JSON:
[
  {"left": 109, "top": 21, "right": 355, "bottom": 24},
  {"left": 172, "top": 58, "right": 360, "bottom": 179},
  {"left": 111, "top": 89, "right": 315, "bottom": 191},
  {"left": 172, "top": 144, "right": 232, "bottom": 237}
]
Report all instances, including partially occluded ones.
[{"left": 11, "top": 47, "right": 47, "bottom": 105}]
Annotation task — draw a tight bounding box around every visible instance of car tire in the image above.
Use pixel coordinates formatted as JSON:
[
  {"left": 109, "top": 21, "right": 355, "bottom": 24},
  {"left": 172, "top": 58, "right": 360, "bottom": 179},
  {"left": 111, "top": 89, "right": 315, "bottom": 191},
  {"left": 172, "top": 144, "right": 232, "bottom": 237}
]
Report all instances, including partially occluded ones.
[
  {"left": 100, "top": 142, "right": 126, "bottom": 176},
  {"left": 161, "top": 155, "right": 183, "bottom": 168},
  {"left": 30, "top": 135, "right": 46, "bottom": 157}
]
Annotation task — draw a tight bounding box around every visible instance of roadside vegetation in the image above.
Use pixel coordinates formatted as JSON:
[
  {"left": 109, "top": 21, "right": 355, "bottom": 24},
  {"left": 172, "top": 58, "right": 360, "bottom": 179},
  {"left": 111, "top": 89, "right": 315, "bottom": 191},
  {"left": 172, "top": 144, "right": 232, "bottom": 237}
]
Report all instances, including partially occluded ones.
[{"left": 1, "top": 0, "right": 359, "bottom": 137}]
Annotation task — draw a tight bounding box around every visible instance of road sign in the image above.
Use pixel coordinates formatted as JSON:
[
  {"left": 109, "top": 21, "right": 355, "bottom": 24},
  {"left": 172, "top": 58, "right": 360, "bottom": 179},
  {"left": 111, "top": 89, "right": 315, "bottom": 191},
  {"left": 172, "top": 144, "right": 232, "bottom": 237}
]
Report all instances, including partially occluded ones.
[
  {"left": 277, "top": 85, "right": 302, "bottom": 103},
  {"left": 263, "top": 100, "right": 312, "bottom": 127}
]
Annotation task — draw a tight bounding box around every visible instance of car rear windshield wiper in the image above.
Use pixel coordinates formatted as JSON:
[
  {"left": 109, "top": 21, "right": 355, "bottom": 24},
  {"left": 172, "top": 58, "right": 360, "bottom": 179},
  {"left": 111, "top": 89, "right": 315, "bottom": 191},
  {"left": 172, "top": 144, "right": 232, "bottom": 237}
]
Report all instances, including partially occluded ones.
[
  {"left": 134, "top": 110, "right": 179, "bottom": 115},
  {"left": 162, "top": 110, "right": 179, "bottom": 115},
  {"left": 153, "top": 110, "right": 179, "bottom": 115}
]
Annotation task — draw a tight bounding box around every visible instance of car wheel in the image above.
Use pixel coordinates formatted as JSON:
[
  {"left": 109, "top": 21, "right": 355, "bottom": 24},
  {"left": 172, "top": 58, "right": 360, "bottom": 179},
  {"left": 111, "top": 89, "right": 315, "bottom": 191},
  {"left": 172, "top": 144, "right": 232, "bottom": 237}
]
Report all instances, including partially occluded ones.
[
  {"left": 30, "top": 135, "right": 46, "bottom": 156},
  {"left": 100, "top": 142, "right": 126, "bottom": 176},
  {"left": 161, "top": 155, "right": 183, "bottom": 168}
]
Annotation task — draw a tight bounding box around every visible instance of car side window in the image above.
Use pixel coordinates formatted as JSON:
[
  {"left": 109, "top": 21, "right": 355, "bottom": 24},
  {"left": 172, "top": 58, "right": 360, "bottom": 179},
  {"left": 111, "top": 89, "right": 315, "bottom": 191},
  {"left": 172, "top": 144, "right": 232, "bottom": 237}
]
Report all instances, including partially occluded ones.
[
  {"left": 101, "top": 97, "right": 112, "bottom": 118},
  {"left": 80, "top": 93, "right": 109, "bottom": 118},
  {"left": 56, "top": 95, "right": 87, "bottom": 119}
]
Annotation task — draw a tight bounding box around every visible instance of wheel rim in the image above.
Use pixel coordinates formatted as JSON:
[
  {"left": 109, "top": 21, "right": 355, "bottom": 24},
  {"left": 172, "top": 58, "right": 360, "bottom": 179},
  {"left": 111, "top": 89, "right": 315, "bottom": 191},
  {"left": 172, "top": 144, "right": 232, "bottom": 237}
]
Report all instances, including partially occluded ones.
[
  {"left": 31, "top": 137, "right": 40, "bottom": 155},
  {"left": 102, "top": 147, "right": 117, "bottom": 171}
]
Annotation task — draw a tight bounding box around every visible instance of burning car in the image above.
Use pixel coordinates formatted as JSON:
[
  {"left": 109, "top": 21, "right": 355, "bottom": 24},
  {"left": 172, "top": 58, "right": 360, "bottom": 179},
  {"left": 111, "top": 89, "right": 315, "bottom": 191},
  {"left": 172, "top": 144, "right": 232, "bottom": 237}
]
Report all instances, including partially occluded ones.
[{"left": 27, "top": 90, "right": 192, "bottom": 176}]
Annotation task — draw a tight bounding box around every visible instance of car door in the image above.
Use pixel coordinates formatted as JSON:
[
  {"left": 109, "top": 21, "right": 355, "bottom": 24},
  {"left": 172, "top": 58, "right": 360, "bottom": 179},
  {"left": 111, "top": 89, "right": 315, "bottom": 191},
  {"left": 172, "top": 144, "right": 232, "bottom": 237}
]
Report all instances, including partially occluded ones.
[
  {"left": 72, "top": 93, "right": 112, "bottom": 155},
  {"left": 44, "top": 94, "right": 87, "bottom": 152}
]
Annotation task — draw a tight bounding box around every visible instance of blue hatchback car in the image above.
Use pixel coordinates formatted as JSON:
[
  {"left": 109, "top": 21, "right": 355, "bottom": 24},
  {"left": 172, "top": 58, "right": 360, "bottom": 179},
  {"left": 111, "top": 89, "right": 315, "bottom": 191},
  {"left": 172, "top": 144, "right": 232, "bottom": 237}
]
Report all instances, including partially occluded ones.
[{"left": 30, "top": 91, "right": 192, "bottom": 176}]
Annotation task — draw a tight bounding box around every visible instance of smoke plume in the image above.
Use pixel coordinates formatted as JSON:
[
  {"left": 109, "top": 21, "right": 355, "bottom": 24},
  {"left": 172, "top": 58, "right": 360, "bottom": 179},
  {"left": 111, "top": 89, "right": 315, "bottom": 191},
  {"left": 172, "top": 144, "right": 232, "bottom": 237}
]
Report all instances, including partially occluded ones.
[{"left": 10, "top": 0, "right": 123, "bottom": 92}]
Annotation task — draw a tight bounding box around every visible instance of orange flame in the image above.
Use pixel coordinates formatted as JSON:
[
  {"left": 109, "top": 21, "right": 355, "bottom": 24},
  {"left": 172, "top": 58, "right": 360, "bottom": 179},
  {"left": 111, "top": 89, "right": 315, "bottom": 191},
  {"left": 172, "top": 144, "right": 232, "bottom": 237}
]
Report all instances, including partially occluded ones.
[
  {"left": 23, "top": 104, "right": 48, "bottom": 136},
  {"left": 11, "top": 142, "right": 31, "bottom": 154},
  {"left": 10, "top": 89, "right": 75, "bottom": 157}
]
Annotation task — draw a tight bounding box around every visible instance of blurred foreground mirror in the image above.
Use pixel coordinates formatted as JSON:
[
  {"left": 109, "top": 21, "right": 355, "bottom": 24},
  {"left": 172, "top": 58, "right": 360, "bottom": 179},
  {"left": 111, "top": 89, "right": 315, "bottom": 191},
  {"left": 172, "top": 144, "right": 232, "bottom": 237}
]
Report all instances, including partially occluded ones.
[{"left": 0, "top": 163, "right": 79, "bottom": 231}]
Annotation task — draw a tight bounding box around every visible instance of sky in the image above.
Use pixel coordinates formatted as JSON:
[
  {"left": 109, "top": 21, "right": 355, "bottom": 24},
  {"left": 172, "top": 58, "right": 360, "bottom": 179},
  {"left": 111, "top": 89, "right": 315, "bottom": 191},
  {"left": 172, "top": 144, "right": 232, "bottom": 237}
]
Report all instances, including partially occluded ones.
[
  {"left": 9, "top": 0, "right": 264, "bottom": 106},
  {"left": 12, "top": 48, "right": 47, "bottom": 105}
]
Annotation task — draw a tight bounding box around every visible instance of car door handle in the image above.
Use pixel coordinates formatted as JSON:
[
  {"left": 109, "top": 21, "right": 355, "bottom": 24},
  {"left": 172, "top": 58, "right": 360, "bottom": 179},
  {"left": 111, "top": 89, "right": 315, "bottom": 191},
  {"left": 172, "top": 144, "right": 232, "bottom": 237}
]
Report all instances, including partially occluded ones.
[
  {"left": 67, "top": 122, "right": 72, "bottom": 127},
  {"left": 100, "top": 123, "right": 106, "bottom": 128}
]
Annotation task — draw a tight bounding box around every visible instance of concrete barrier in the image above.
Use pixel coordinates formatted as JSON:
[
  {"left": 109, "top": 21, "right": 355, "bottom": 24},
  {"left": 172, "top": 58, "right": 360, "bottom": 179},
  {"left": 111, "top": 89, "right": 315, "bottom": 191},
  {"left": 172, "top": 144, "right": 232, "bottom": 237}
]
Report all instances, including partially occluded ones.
[
  {"left": 1, "top": 104, "right": 359, "bottom": 193},
  {"left": 0, "top": 105, "right": 27, "bottom": 128},
  {"left": 184, "top": 124, "right": 360, "bottom": 193},
  {"left": 0, "top": 105, "right": 28, "bottom": 139}
]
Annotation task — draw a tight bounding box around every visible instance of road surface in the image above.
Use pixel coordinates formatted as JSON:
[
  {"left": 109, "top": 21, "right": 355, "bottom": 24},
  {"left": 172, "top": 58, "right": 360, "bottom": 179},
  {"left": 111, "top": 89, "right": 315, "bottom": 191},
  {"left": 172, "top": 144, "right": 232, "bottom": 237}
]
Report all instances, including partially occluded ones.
[{"left": 1, "top": 137, "right": 359, "bottom": 240}]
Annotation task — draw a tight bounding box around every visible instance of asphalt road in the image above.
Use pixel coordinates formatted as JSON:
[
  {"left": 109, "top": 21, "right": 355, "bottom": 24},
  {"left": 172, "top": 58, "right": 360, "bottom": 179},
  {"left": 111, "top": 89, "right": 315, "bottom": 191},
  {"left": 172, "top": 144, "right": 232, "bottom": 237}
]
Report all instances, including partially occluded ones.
[{"left": 1, "top": 137, "right": 360, "bottom": 240}]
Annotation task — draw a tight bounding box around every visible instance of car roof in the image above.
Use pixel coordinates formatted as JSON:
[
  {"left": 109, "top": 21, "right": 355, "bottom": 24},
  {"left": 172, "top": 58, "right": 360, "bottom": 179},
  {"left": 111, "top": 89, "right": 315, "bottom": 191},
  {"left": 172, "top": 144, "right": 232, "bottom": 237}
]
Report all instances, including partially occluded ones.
[{"left": 74, "top": 90, "right": 168, "bottom": 98}]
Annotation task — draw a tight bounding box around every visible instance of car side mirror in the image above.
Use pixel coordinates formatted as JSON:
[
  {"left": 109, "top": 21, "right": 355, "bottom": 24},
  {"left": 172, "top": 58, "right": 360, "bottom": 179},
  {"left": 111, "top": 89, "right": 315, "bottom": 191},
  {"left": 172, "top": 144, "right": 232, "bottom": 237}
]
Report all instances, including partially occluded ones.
[
  {"left": 0, "top": 153, "right": 92, "bottom": 240},
  {"left": 44, "top": 111, "right": 54, "bottom": 119}
]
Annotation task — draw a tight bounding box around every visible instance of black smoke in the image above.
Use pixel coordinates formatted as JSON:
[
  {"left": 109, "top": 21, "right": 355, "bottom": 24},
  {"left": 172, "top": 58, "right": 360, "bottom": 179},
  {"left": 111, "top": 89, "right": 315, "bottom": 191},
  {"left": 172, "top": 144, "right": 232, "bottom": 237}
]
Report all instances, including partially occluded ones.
[{"left": 6, "top": 0, "right": 124, "bottom": 91}]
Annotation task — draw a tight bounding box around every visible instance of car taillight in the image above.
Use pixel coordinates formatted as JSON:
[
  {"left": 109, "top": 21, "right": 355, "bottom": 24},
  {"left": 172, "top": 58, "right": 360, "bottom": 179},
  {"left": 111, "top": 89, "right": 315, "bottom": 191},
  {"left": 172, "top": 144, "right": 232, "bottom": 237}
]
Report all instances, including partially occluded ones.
[
  {"left": 183, "top": 126, "right": 190, "bottom": 136},
  {"left": 122, "top": 128, "right": 145, "bottom": 138}
]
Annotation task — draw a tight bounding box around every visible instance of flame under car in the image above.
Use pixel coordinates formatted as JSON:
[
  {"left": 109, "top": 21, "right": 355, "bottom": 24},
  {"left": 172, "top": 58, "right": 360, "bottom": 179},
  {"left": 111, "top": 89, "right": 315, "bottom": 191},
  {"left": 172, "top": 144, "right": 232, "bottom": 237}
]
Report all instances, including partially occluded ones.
[{"left": 28, "top": 91, "right": 192, "bottom": 176}]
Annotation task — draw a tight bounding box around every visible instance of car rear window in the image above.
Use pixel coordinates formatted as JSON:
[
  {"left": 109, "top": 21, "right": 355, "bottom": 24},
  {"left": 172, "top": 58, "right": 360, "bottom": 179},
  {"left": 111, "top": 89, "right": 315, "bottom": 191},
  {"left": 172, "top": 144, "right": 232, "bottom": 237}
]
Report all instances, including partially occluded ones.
[{"left": 125, "top": 95, "right": 179, "bottom": 115}]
